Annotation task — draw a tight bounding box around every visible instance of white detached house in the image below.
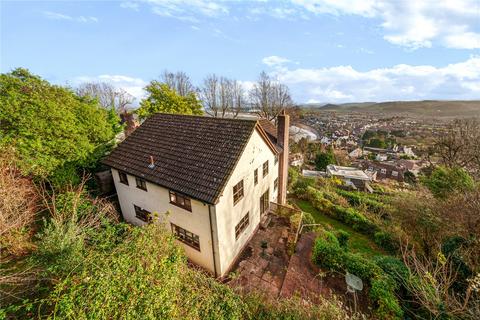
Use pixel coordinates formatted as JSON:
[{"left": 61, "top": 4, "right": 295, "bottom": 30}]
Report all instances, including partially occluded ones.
[{"left": 103, "top": 112, "right": 290, "bottom": 277}]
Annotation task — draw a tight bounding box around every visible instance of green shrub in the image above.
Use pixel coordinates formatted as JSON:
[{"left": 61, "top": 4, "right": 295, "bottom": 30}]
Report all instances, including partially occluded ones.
[
  {"left": 292, "top": 178, "right": 315, "bottom": 198},
  {"left": 421, "top": 166, "right": 475, "bottom": 198},
  {"left": 332, "top": 205, "right": 379, "bottom": 235},
  {"left": 335, "top": 189, "right": 388, "bottom": 213},
  {"left": 312, "top": 233, "right": 403, "bottom": 319},
  {"left": 370, "top": 276, "right": 403, "bottom": 319},
  {"left": 374, "top": 231, "right": 400, "bottom": 254},
  {"left": 336, "top": 230, "right": 350, "bottom": 249}
]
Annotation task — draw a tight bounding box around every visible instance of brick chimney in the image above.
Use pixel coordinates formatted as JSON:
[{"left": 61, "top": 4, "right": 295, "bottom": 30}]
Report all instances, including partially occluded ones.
[{"left": 277, "top": 110, "right": 289, "bottom": 204}]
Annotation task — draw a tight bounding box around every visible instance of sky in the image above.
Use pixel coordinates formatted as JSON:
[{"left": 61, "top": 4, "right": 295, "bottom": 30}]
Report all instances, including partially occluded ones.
[{"left": 1, "top": 0, "right": 480, "bottom": 104}]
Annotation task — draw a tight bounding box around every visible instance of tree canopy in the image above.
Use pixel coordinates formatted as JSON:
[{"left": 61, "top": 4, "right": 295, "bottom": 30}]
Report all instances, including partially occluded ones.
[
  {"left": 315, "top": 150, "right": 336, "bottom": 171},
  {"left": 421, "top": 166, "right": 475, "bottom": 198},
  {"left": 136, "top": 81, "right": 203, "bottom": 120},
  {"left": 0, "top": 68, "right": 118, "bottom": 178}
]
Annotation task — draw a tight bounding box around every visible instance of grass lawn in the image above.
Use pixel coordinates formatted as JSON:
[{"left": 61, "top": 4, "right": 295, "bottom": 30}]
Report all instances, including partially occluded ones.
[{"left": 293, "top": 199, "right": 385, "bottom": 257}]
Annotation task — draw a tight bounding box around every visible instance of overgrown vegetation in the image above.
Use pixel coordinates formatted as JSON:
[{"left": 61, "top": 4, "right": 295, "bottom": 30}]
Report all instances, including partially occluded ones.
[
  {"left": 291, "top": 170, "right": 480, "bottom": 319},
  {"left": 1, "top": 70, "right": 360, "bottom": 319}
]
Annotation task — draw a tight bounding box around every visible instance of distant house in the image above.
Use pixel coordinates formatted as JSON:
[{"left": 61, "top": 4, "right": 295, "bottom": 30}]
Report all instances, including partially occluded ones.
[
  {"left": 289, "top": 153, "right": 304, "bottom": 167},
  {"left": 359, "top": 160, "right": 406, "bottom": 182},
  {"left": 103, "top": 112, "right": 290, "bottom": 277},
  {"left": 348, "top": 147, "right": 363, "bottom": 159},
  {"left": 326, "top": 165, "right": 373, "bottom": 192}
]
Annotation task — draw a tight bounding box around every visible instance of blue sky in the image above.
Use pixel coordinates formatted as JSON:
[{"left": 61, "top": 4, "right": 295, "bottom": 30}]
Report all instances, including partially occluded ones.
[{"left": 1, "top": 0, "right": 479, "bottom": 104}]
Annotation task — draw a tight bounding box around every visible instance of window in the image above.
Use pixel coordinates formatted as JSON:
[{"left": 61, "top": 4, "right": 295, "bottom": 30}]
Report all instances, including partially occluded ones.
[
  {"left": 135, "top": 177, "right": 147, "bottom": 191},
  {"left": 134, "top": 205, "right": 151, "bottom": 223},
  {"left": 171, "top": 223, "right": 200, "bottom": 251},
  {"left": 274, "top": 154, "right": 279, "bottom": 165},
  {"left": 235, "top": 212, "right": 250, "bottom": 240},
  {"left": 392, "top": 170, "right": 398, "bottom": 177},
  {"left": 263, "top": 161, "right": 269, "bottom": 177},
  {"left": 119, "top": 171, "right": 129, "bottom": 185},
  {"left": 274, "top": 178, "right": 278, "bottom": 191},
  {"left": 380, "top": 168, "right": 387, "bottom": 174},
  {"left": 169, "top": 191, "right": 192, "bottom": 211},
  {"left": 233, "top": 180, "right": 244, "bottom": 205},
  {"left": 254, "top": 169, "right": 258, "bottom": 186}
]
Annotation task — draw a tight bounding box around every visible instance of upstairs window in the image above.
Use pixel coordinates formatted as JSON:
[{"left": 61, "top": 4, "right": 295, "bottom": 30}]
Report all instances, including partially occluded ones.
[
  {"left": 392, "top": 170, "right": 398, "bottom": 177},
  {"left": 134, "top": 204, "right": 151, "bottom": 223},
  {"left": 169, "top": 191, "right": 192, "bottom": 212},
  {"left": 274, "top": 154, "right": 279, "bottom": 165},
  {"left": 380, "top": 168, "right": 387, "bottom": 174},
  {"left": 171, "top": 223, "right": 200, "bottom": 251},
  {"left": 136, "top": 177, "right": 147, "bottom": 191},
  {"left": 233, "top": 180, "right": 244, "bottom": 205},
  {"left": 274, "top": 178, "right": 278, "bottom": 191},
  {"left": 254, "top": 169, "right": 258, "bottom": 186},
  {"left": 235, "top": 212, "right": 250, "bottom": 240},
  {"left": 119, "top": 171, "right": 129, "bottom": 185},
  {"left": 263, "top": 161, "right": 269, "bottom": 177}
]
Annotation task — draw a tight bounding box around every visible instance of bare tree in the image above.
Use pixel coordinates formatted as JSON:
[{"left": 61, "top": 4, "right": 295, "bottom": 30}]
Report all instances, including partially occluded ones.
[
  {"left": 249, "top": 71, "right": 293, "bottom": 121},
  {"left": 77, "top": 82, "right": 134, "bottom": 113},
  {"left": 401, "top": 244, "right": 480, "bottom": 319},
  {"left": 435, "top": 119, "right": 480, "bottom": 176},
  {"left": 200, "top": 74, "right": 246, "bottom": 118},
  {"left": 161, "top": 70, "right": 195, "bottom": 97},
  {"left": 231, "top": 79, "right": 246, "bottom": 117}
]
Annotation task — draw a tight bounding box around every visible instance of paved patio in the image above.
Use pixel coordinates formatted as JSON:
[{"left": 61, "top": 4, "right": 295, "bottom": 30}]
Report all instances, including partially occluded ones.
[{"left": 228, "top": 214, "right": 291, "bottom": 296}]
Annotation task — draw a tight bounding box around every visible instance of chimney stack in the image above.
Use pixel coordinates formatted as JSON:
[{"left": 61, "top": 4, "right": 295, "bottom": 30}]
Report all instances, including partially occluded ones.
[{"left": 277, "top": 109, "right": 289, "bottom": 204}]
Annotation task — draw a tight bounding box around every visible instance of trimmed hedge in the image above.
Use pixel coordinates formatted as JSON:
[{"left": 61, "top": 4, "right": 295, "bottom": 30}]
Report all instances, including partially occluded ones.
[
  {"left": 312, "top": 232, "right": 403, "bottom": 319},
  {"left": 335, "top": 189, "right": 389, "bottom": 214}
]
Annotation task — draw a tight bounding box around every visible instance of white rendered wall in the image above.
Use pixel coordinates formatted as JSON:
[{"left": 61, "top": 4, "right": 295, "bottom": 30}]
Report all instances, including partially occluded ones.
[
  {"left": 213, "top": 129, "right": 278, "bottom": 275},
  {"left": 111, "top": 168, "right": 215, "bottom": 273}
]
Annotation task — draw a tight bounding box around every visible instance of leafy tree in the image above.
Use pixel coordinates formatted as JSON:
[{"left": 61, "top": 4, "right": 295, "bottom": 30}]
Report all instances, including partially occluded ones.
[
  {"left": 136, "top": 81, "right": 203, "bottom": 120},
  {"left": 0, "top": 68, "right": 117, "bottom": 178},
  {"left": 315, "top": 150, "right": 335, "bottom": 170},
  {"left": 367, "top": 138, "right": 387, "bottom": 149},
  {"left": 421, "top": 166, "right": 475, "bottom": 198}
]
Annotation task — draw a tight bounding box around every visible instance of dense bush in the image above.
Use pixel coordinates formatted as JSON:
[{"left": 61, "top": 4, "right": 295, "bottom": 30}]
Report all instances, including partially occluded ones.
[
  {"left": 374, "top": 231, "right": 400, "bottom": 254},
  {"left": 336, "top": 230, "right": 350, "bottom": 249},
  {"left": 421, "top": 166, "right": 475, "bottom": 198},
  {"left": 312, "top": 232, "right": 403, "bottom": 319},
  {"left": 335, "top": 189, "right": 389, "bottom": 214},
  {"left": 0, "top": 68, "right": 118, "bottom": 178}
]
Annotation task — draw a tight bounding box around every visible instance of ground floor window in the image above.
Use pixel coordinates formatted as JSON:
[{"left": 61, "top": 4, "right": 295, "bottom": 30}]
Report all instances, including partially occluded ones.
[
  {"left": 235, "top": 212, "right": 250, "bottom": 240},
  {"left": 171, "top": 223, "right": 200, "bottom": 251},
  {"left": 134, "top": 204, "right": 151, "bottom": 223}
]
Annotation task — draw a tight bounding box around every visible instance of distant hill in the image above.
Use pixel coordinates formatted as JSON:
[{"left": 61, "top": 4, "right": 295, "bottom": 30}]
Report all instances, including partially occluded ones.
[{"left": 303, "top": 100, "right": 480, "bottom": 118}]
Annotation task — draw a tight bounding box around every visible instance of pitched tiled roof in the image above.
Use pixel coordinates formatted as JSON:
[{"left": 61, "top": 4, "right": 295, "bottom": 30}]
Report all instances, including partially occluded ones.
[
  {"left": 103, "top": 113, "right": 277, "bottom": 204},
  {"left": 258, "top": 119, "right": 283, "bottom": 153}
]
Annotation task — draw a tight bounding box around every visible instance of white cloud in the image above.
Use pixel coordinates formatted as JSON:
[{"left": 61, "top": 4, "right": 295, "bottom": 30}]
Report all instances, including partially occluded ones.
[
  {"left": 73, "top": 75, "right": 148, "bottom": 103},
  {"left": 120, "top": 1, "right": 140, "bottom": 11},
  {"left": 290, "top": 0, "right": 480, "bottom": 49},
  {"left": 43, "top": 11, "right": 98, "bottom": 23},
  {"left": 144, "top": 0, "right": 228, "bottom": 21},
  {"left": 268, "top": 56, "right": 480, "bottom": 103},
  {"left": 262, "top": 55, "right": 292, "bottom": 67}
]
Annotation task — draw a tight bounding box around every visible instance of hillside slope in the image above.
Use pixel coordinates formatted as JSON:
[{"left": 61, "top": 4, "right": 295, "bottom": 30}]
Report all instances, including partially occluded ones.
[{"left": 315, "top": 100, "right": 480, "bottom": 118}]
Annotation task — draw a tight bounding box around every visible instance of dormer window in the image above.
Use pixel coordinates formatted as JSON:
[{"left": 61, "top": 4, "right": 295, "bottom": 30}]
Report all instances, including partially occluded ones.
[{"left": 136, "top": 177, "right": 147, "bottom": 191}]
